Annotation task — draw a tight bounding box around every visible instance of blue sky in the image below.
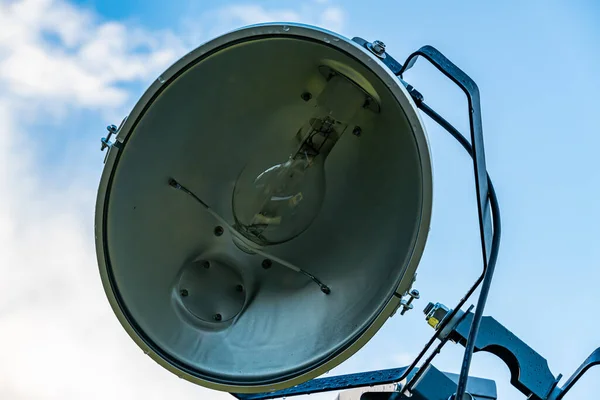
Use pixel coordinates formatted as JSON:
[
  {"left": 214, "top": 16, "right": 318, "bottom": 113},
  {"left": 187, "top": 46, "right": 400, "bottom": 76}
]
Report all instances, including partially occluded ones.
[{"left": 0, "top": 0, "right": 598, "bottom": 399}]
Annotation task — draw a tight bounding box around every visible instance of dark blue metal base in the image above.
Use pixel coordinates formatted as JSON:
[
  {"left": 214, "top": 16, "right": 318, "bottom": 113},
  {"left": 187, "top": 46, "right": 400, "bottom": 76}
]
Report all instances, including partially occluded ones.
[
  {"left": 232, "top": 367, "right": 408, "bottom": 400},
  {"left": 232, "top": 365, "right": 499, "bottom": 400},
  {"left": 230, "top": 306, "right": 600, "bottom": 399}
]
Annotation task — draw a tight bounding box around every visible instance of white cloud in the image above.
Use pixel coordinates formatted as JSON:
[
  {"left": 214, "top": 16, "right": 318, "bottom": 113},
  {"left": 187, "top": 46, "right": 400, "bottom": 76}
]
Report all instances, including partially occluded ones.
[
  {"left": 0, "top": 0, "right": 184, "bottom": 113},
  {"left": 320, "top": 6, "right": 345, "bottom": 32},
  {"left": 0, "top": 0, "right": 349, "bottom": 398},
  {"left": 0, "top": 0, "right": 219, "bottom": 399}
]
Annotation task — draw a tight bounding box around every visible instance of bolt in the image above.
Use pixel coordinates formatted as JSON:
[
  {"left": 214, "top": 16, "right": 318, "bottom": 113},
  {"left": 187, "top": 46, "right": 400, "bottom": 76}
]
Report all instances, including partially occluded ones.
[
  {"left": 262, "top": 259, "right": 272, "bottom": 269},
  {"left": 399, "top": 301, "right": 413, "bottom": 315},
  {"left": 301, "top": 92, "right": 312, "bottom": 101},
  {"left": 352, "top": 126, "right": 362, "bottom": 137},
  {"left": 320, "top": 285, "right": 331, "bottom": 295},
  {"left": 400, "top": 288, "right": 421, "bottom": 315},
  {"left": 101, "top": 124, "right": 119, "bottom": 151},
  {"left": 180, "top": 289, "right": 188, "bottom": 297},
  {"left": 406, "top": 85, "right": 424, "bottom": 105},
  {"left": 213, "top": 313, "right": 222, "bottom": 322},
  {"left": 371, "top": 40, "right": 386, "bottom": 55},
  {"left": 201, "top": 260, "right": 210, "bottom": 269},
  {"left": 235, "top": 284, "right": 244, "bottom": 292},
  {"left": 214, "top": 226, "right": 224, "bottom": 236}
]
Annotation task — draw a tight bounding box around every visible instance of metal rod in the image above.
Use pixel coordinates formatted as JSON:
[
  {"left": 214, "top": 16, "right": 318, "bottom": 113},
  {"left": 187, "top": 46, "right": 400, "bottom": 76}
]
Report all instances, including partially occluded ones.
[
  {"left": 393, "top": 46, "right": 498, "bottom": 394},
  {"left": 414, "top": 102, "right": 502, "bottom": 399},
  {"left": 168, "top": 178, "right": 331, "bottom": 294},
  {"left": 395, "top": 98, "right": 499, "bottom": 391},
  {"left": 453, "top": 195, "right": 500, "bottom": 399}
]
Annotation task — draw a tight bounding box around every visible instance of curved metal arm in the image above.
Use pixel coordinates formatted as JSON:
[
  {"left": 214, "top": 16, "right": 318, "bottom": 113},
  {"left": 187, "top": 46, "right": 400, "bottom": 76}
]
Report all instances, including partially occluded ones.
[
  {"left": 399, "top": 46, "right": 492, "bottom": 261},
  {"left": 551, "top": 347, "right": 600, "bottom": 400},
  {"left": 398, "top": 46, "right": 496, "bottom": 400},
  {"left": 450, "top": 313, "right": 559, "bottom": 399}
]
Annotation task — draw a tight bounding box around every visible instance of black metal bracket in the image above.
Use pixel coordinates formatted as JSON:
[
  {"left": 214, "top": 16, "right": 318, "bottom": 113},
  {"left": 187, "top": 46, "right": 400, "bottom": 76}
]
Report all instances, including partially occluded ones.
[
  {"left": 394, "top": 46, "right": 501, "bottom": 400},
  {"left": 449, "top": 313, "right": 560, "bottom": 399},
  {"left": 548, "top": 347, "right": 600, "bottom": 400},
  {"left": 448, "top": 310, "right": 600, "bottom": 400},
  {"left": 351, "top": 39, "right": 492, "bottom": 261},
  {"left": 399, "top": 45, "right": 493, "bottom": 269}
]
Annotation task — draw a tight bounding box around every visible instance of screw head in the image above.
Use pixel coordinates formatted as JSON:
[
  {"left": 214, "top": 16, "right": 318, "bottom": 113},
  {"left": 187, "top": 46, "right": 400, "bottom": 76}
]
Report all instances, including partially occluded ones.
[
  {"left": 352, "top": 126, "right": 362, "bottom": 137},
  {"left": 262, "top": 259, "right": 272, "bottom": 269},
  {"left": 214, "top": 226, "right": 224, "bottom": 236},
  {"left": 409, "top": 289, "right": 420, "bottom": 299},
  {"left": 371, "top": 40, "right": 386, "bottom": 55},
  {"left": 235, "top": 284, "right": 244, "bottom": 292},
  {"left": 213, "top": 313, "right": 222, "bottom": 322},
  {"left": 107, "top": 124, "right": 118, "bottom": 133},
  {"left": 320, "top": 286, "right": 331, "bottom": 295},
  {"left": 201, "top": 260, "right": 210, "bottom": 269},
  {"left": 180, "top": 289, "right": 188, "bottom": 297}
]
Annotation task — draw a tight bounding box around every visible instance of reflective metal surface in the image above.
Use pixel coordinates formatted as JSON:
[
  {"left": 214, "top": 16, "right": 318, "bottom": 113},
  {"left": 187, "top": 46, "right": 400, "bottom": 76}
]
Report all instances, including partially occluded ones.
[{"left": 95, "top": 23, "right": 432, "bottom": 393}]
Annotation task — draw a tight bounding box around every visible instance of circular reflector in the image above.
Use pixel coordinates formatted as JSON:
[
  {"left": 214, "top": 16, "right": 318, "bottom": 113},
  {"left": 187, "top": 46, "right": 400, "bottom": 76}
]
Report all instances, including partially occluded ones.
[{"left": 95, "top": 23, "right": 432, "bottom": 393}]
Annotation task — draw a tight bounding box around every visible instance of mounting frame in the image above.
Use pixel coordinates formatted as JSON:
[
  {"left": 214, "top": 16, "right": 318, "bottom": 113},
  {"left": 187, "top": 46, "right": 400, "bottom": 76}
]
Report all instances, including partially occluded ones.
[{"left": 228, "top": 40, "right": 599, "bottom": 400}]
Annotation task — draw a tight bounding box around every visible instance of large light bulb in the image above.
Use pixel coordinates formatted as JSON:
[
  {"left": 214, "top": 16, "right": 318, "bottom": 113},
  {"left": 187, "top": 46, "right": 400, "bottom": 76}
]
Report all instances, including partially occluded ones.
[{"left": 232, "top": 73, "right": 369, "bottom": 246}]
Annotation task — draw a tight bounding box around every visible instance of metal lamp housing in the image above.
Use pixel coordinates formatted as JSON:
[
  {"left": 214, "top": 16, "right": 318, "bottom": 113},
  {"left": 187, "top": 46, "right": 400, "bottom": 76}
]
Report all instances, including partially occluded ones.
[{"left": 95, "top": 23, "right": 433, "bottom": 393}]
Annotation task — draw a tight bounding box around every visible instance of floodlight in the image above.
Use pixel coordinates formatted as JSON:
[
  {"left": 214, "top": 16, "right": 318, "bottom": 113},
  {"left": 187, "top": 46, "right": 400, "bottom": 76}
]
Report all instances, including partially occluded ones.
[
  {"left": 96, "top": 22, "right": 600, "bottom": 400},
  {"left": 95, "top": 23, "right": 432, "bottom": 393}
]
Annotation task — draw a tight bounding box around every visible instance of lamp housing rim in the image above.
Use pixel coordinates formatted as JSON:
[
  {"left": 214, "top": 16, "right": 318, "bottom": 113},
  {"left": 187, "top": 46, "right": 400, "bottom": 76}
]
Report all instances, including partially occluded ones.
[{"left": 94, "top": 22, "right": 433, "bottom": 394}]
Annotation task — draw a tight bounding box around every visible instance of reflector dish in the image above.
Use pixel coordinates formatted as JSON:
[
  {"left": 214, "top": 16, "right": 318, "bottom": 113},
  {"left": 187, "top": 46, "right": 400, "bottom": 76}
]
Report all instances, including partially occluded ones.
[{"left": 95, "top": 23, "right": 432, "bottom": 393}]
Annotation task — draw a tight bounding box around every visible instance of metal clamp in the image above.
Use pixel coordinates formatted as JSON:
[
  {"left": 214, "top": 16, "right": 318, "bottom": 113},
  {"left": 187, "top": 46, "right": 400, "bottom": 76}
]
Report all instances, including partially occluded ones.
[
  {"left": 101, "top": 116, "right": 127, "bottom": 153},
  {"left": 351, "top": 37, "right": 404, "bottom": 75},
  {"left": 399, "top": 289, "right": 420, "bottom": 315},
  {"left": 101, "top": 124, "right": 118, "bottom": 151}
]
